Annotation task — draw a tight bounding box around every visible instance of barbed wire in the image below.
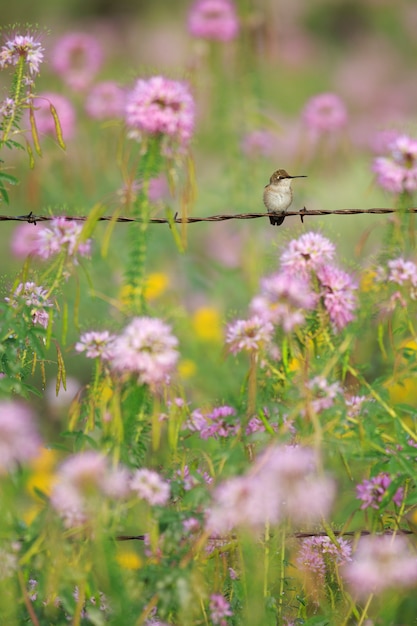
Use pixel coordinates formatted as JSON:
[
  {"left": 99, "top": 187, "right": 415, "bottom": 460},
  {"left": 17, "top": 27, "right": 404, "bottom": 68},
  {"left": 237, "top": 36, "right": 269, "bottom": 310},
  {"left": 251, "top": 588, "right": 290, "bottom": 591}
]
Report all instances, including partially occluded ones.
[{"left": 1, "top": 207, "right": 417, "bottom": 226}]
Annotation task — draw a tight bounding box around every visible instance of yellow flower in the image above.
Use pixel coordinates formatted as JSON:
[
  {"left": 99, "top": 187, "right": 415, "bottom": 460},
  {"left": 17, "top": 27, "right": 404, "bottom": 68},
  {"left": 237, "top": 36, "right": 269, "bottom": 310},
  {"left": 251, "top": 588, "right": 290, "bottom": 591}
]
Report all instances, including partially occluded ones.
[
  {"left": 360, "top": 269, "right": 379, "bottom": 293},
  {"left": 144, "top": 273, "right": 169, "bottom": 300},
  {"left": 192, "top": 307, "right": 222, "bottom": 342},
  {"left": 26, "top": 448, "right": 58, "bottom": 499},
  {"left": 178, "top": 359, "right": 197, "bottom": 379},
  {"left": 116, "top": 550, "right": 142, "bottom": 570}
]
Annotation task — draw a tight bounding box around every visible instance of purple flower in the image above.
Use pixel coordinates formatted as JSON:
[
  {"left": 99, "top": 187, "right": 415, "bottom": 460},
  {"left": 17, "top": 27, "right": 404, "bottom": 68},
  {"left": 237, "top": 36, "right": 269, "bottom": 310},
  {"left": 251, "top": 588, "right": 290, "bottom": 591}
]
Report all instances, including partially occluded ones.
[
  {"left": 225, "top": 316, "right": 274, "bottom": 354},
  {"left": 125, "top": 76, "right": 195, "bottom": 149},
  {"left": 5, "top": 281, "right": 53, "bottom": 328},
  {"left": 0, "top": 33, "right": 44, "bottom": 75},
  {"left": 280, "top": 232, "right": 336, "bottom": 277},
  {"left": 184, "top": 405, "right": 239, "bottom": 439},
  {"left": 373, "top": 134, "right": 417, "bottom": 194},
  {"left": 85, "top": 81, "right": 125, "bottom": 120},
  {"left": 29, "top": 92, "right": 76, "bottom": 141},
  {"left": 302, "top": 93, "right": 347, "bottom": 134},
  {"left": 188, "top": 0, "right": 239, "bottom": 42},
  {"left": 387, "top": 257, "right": 417, "bottom": 287},
  {"left": 51, "top": 32, "right": 103, "bottom": 90},
  {"left": 35, "top": 217, "right": 91, "bottom": 260},
  {"left": 0, "top": 401, "right": 41, "bottom": 472},
  {"left": 130, "top": 468, "right": 170, "bottom": 506},
  {"left": 343, "top": 535, "right": 417, "bottom": 598},
  {"left": 250, "top": 272, "right": 316, "bottom": 332},
  {"left": 306, "top": 376, "right": 342, "bottom": 413},
  {"left": 75, "top": 330, "right": 116, "bottom": 360},
  {"left": 345, "top": 394, "right": 368, "bottom": 419},
  {"left": 109, "top": 317, "right": 179, "bottom": 388},
  {"left": 209, "top": 593, "right": 233, "bottom": 625},
  {"left": 356, "top": 472, "right": 404, "bottom": 510},
  {"left": 297, "top": 536, "right": 352, "bottom": 583},
  {"left": 10, "top": 223, "right": 41, "bottom": 258},
  {"left": 316, "top": 264, "right": 358, "bottom": 331}
]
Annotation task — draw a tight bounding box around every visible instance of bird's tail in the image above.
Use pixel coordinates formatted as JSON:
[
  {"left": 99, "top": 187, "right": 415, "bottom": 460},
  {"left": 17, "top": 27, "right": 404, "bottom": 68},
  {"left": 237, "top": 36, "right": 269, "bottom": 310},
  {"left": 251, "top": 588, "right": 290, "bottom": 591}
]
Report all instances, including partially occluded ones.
[{"left": 269, "top": 214, "right": 285, "bottom": 226}]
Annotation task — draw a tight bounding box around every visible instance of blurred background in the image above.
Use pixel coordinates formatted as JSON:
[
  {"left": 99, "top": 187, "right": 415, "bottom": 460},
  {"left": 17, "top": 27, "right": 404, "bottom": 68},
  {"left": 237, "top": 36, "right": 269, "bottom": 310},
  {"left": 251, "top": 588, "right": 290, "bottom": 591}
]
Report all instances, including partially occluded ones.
[{"left": 1, "top": 0, "right": 417, "bottom": 418}]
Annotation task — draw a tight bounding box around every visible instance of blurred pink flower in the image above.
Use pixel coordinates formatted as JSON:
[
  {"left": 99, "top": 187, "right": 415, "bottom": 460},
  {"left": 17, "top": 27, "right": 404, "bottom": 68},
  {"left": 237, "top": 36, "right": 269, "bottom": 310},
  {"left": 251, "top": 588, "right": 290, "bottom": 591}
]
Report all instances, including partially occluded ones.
[
  {"left": 51, "top": 32, "right": 103, "bottom": 90},
  {"left": 373, "top": 134, "right": 417, "bottom": 194},
  {"left": 302, "top": 93, "right": 347, "bottom": 134},
  {"left": 280, "top": 232, "right": 336, "bottom": 277},
  {"left": 250, "top": 272, "right": 316, "bottom": 332},
  {"left": 387, "top": 257, "right": 417, "bottom": 286},
  {"left": 225, "top": 316, "right": 274, "bottom": 354},
  {"left": 110, "top": 317, "right": 179, "bottom": 387},
  {"left": 297, "top": 536, "right": 352, "bottom": 583},
  {"left": 190, "top": 405, "right": 239, "bottom": 440},
  {"left": 188, "top": 0, "right": 239, "bottom": 42},
  {"left": 316, "top": 264, "right": 358, "bottom": 331},
  {"left": 30, "top": 92, "right": 76, "bottom": 141},
  {"left": 306, "top": 376, "right": 342, "bottom": 414},
  {"left": 85, "top": 81, "right": 125, "bottom": 120},
  {"left": 0, "top": 401, "right": 41, "bottom": 472},
  {"left": 75, "top": 330, "right": 116, "bottom": 360},
  {"left": 10, "top": 223, "right": 41, "bottom": 258},
  {"left": 241, "top": 130, "right": 275, "bottom": 158},
  {"left": 356, "top": 473, "right": 404, "bottom": 510},
  {"left": 343, "top": 535, "right": 417, "bottom": 598},
  {"left": 345, "top": 394, "right": 368, "bottom": 419},
  {"left": 0, "top": 33, "right": 44, "bottom": 75},
  {"left": 148, "top": 175, "right": 170, "bottom": 204},
  {"left": 209, "top": 593, "right": 233, "bottom": 625},
  {"left": 130, "top": 468, "right": 170, "bottom": 506},
  {"left": 5, "top": 281, "right": 53, "bottom": 328},
  {"left": 35, "top": 217, "right": 91, "bottom": 260},
  {"left": 125, "top": 76, "right": 195, "bottom": 148}
]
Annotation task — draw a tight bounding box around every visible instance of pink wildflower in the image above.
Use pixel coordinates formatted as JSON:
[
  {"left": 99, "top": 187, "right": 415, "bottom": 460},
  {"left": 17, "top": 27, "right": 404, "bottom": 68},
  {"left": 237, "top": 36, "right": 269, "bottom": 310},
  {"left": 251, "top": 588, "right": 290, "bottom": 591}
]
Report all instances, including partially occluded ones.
[
  {"left": 280, "top": 232, "right": 336, "bottom": 277},
  {"left": 188, "top": 0, "right": 239, "bottom": 42},
  {"left": 209, "top": 593, "right": 233, "bottom": 626},
  {"left": 0, "top": 33, "right": 44, "bottom": 75},
  {"left": 356, "top": 473, "right": 404, "bottom": 510},
  {"left": 387, "top": 257, "right": 417, "bottom": 287},
  {"left": 373, "top": 134, "right": 417, "bottom": 194},
  {"left": 51, "top": 32, "right": 103, "bottom": 90},
  {"left": 125, "top": 76, "right": 195, "bottom": 148},
  {"left": 345, "top": 394, "right": 368, "bottom": 419},
  {"left": 225, "top": 316, "right": 274, "bottom": 354},
  {"left": 35, "top": 217, "right": 91, "bottom": 260},
  {"left": 297, "top": 536, "right": 352, "bottom": 583},
  {"left": 130, "top": 469, "right": 170, "bottom": 506},
  {"left": 316, "top": 264, "right": 358, "bottom": 330},
  {"left": 306, "top": 376, "right": 342, "bottom": 413},
  {"left": 250, "top": 272, "right": 316, "bottom": 332},
  {"left": 241, "top": 130, "right": 275, "bottom": 158},
  {"left": 110, "top": 317, "right": 179, "bottom": 387},
  {"left": 0, "top": 401, "right": 41, "bottom": 472},
  {"left": 30, "top": 92, "right": 76, "bottom": 141},
  {"left": 75, "top": 330, "right": 116, "bottom": 360},
  {"left": 343, "top": 535, "right": 417, "bottom": 598},
  {"left": 85, "top": 81, "right": 125, "bottom": 120},
  {"left": 5, "top": 281, "right": 53, "bottom": 328},
  {"left": 10, "top": 223, "right": 41, "bottom": 258},
  {"left": 302, "top": 93, "right": 347, "bottom": 134}
]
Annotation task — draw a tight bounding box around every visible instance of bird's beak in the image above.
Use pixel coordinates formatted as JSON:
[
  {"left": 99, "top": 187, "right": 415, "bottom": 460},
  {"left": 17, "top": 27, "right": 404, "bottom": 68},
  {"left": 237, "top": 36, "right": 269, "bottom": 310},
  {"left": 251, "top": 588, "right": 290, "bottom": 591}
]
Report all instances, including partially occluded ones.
[{"left": 290, "top": 175, "right": 307, "bottom": 178}]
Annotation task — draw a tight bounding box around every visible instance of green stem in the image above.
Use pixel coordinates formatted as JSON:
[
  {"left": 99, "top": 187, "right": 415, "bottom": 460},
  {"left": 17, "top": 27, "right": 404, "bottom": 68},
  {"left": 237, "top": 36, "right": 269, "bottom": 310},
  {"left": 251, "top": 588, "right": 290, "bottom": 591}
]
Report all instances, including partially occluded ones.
[{"left": 1, "top": 57, "right": 25, "bottom": 147}]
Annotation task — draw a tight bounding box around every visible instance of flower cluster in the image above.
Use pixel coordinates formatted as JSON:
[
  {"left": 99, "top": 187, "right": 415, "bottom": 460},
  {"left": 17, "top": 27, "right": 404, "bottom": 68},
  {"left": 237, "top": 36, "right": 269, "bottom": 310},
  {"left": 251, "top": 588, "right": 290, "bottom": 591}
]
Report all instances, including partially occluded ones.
[
  {"left": 187, "top": 0, "right": 240, "bottom": 42},
  {"left": 35, "top": 217, "right": 92, "bottom": 260},
  {"left": 297, "top": 536, "right": 352, "bottom": 583},
  {"left": 225, "top": 316, "right": 274, "bottom": 355},
  {"left": 0, "top": 401, "right": 41, "bottom": 473},
  {"left": 306, "top": 376, "right": 342, "bottom": 414},
  {"left": 302, "top": 93, "right": 347, "bottom": 134},
  {"left": 356, "top": 472, "right": 404, "bottom": 510},
  {"left": 209, "top": 593, "right": 233, "bottom": 626},
  {"left": 75, "top": 330, "right": 116, "bottom": 360},
  {"left": 125, "top": 76, "right": 195, "bottom": 150},
  {"left": 0, "top": 33, "right": 44, "bottom": 76},
  {"left": 130, "top": 469, "right": 170, "bottom": 506},
  {"left": 85, "top": 81, "right": 125, "bottom": 120},
  {"left": 373, "top": 133, "right": 417, "bottom": 194},
  {"left": 206, "top": 445, "right": 335, "bottom": 533},
  {"left": 5, "top": 281, "right": 53, "bottom": 328},
  {"left": 51, "top": 32, "right": 103, "bottom": 90},
  {"left": 185, "top": 405, "right": 239, "bottom": 439}
]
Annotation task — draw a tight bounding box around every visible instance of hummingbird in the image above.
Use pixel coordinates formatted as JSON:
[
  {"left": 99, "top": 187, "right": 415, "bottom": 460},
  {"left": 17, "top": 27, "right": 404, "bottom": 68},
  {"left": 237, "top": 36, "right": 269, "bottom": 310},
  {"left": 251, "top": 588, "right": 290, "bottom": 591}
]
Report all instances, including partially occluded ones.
[{"left": 263, "top": 169, "right": 307, "bottom": 226}]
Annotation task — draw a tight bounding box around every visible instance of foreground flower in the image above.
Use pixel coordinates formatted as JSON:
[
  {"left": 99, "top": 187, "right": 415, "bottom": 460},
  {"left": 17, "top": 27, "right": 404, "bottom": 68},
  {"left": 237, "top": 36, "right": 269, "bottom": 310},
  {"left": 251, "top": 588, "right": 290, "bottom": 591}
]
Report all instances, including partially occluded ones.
[
  {"left": 297, "top": 536, "right": 352, "bottom": 584},
  {"left": 280, "top": 232, "right": 336, "bottom": 277},
  {"left": 51, "top": 32, "right": 103, "bottom": 90},
  {"left": 0, "top": 33, "right": 44, "bottom": 75},
  {"left": 75, "top": 330, "right": 116, "bottom": 360},
  {"left": 29, "top": 92, "right": 76, "bottom": 141},
  {"left": 109, "top": 317, "right": 179, "bottom": 387},
  {"left": 125, "top": 76, "right": 195, "bottom": 148},
  {"left": 373, "top": 134, "right": 417, "bottom": 194},
  {"left": 50, "top": 451, "right": 129, "bottom": 528},
  {"left": 5, "top": 281, "right": 53, "bottom": 328},
  {"left": 35, "top": 217, "right": 91, "bottom": 260},
  {"left": 250, "top": 272, "right": 316, "bottom": 332},
  {"left": 130, "top": 469, "right": 170, "bottom": 506},
  {"left": 209, "top": 593, "right": 233, "bottom": 625},
  {"left": 0, "top": 401, "right": 41, "bottom": 472},
  {"left": 343, "top": 535, "right": 417, "bottom": 598},
  {"left": 356, "top": 472, "right": 404, "bottom": 510},
  {"left": 85, "top": 81, "right": 125, "bottom": 120},
  {"left": 188, "top": 0, "right": 239, "bottom": 42},
  {"left": 225, "top": 316, "right": 274, "bottom": 354},
  {"left": 316, "top": 264, "right": 358, "bottom": 330},
  {"left": 302, "top": 93, "right": 347, "bottom": 134}
]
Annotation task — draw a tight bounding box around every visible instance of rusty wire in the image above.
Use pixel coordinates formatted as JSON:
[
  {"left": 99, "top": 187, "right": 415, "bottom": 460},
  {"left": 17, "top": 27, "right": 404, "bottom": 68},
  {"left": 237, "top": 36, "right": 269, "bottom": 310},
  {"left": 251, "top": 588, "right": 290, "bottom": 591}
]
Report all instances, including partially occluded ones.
[{"left": 0, "top": 207, "right": 416, "bottom": 226}]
